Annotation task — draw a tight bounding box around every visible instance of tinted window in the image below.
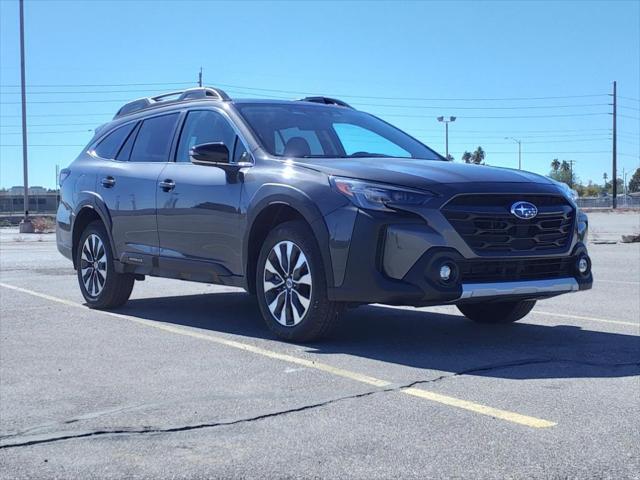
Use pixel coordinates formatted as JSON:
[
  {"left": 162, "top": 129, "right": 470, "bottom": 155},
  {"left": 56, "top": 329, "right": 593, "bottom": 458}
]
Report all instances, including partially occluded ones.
[
  {"left": 275, "top": 127, "right": 323, "bottom": 156},
  {"left": 233, "top": 136, "right": 251, "bottom": 163},
  {"left": 115, "top": 123, "right": 139, "bottom": 161},
  {"left": 93, "top": 123, "right": 136, "bottom": 159},
  {"left": 129, "top": 113, "right": 179, "bottom": 163},
  {"left": 236, "top": 103, "right": 440, "bottom": 160},
  {"left": 176, "top": 110, "right": 237, "bottom": 162}
]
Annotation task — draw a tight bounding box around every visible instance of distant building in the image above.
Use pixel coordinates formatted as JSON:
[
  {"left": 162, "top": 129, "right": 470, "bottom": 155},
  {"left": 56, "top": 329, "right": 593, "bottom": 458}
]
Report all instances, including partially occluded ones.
[{"left": 0, "top": 188, "right": 59, "bottom": 214}]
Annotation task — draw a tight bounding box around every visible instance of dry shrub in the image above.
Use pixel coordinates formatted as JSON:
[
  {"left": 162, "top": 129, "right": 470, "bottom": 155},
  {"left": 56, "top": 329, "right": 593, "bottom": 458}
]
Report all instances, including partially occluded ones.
[{"left": 31, "top": 216, "right": 56, "bottom": 234}]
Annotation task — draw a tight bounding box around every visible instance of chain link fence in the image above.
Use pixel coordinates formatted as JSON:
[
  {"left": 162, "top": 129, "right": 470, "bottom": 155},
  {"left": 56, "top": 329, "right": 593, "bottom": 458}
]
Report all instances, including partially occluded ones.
[{"left": 577, "top": 196, "right": 640, "bottom": 209}]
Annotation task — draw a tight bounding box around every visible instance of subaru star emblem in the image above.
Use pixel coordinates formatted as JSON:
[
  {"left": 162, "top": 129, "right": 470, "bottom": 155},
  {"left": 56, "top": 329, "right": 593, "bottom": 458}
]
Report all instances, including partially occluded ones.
[{"left": 510, "top": 201, "right": 538, "bottom": 219}]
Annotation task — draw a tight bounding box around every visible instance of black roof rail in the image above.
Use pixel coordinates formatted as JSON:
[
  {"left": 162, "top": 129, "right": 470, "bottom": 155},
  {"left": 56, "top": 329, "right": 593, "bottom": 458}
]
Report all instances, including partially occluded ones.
[
  {"left": 298, "top": 96, "right": 354, "bottom": 109},
  {"left": 113, "top": 87, "right": 231, "bottom": 119}
]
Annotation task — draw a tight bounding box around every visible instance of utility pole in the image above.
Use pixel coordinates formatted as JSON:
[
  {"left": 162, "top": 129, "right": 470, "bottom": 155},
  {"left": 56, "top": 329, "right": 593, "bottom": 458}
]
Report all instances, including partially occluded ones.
[
  {"left": 198, "top": 67, "right": 203, "bottom": 87},
  {"left": 567, "top": 160, "right": 576, "bottom": 189},
  {"left": 505, "top": 137, "right": 522, "bottom": 170},
  {"left": 18, "top": 0, "right": 33, "bottom": 233},
  {"left": 612, "top": 81, "right": 617, "bottom": 209},
  {"left": 437, "top": 116, "right": 456, "bottom": 160}
]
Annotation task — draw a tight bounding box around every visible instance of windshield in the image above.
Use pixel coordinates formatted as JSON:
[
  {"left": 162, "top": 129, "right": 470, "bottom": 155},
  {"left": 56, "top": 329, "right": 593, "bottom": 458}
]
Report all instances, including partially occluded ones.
[{"left": 235, "top": 102, "right": 442, "bottom": 160}]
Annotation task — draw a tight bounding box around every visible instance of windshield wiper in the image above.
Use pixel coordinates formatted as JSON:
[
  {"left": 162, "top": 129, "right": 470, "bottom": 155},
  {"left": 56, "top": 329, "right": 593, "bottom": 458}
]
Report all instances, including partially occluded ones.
[{"left": 348, "top": 152, "right": 392, "bottom": 158}]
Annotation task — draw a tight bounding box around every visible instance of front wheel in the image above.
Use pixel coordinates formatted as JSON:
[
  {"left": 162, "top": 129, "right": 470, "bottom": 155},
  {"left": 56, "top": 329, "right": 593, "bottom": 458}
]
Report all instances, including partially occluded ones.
[
  {"left": 256, "top": 221, "right": 340, "bottom": 342},
  {"left": 457, "top": 300, "right": 536, "bottom": 324},
  {"left": 76, "top": 221, "right": 134, "bottom": 309}
]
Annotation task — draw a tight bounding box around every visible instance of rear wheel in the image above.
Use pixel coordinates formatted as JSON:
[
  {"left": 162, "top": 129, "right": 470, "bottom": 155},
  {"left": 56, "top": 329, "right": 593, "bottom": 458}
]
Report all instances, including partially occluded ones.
[
  {"left": 457, "top": 300, "right": 536, "bottom": 324},
  {"left": 76, "top": 221, "right": 134, "bottom": 309},
  {"left": 256, "top": 221, "right": 340, "bottom": 342}
]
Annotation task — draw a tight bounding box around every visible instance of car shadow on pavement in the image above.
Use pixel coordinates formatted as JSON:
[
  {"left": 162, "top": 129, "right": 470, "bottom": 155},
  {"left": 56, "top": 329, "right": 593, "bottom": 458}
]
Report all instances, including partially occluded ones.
[{"left": 121, "top": 291, "right": 640, "bottom": 381}]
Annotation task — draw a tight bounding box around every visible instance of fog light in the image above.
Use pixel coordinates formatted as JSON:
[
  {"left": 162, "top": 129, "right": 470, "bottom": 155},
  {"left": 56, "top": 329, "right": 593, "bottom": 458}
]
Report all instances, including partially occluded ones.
[
  {"left": 439, "top": 264, "right": 452, "bottom": 282},
  {"left": 577, "top": 256, "right": 589, "bottom": 274}
]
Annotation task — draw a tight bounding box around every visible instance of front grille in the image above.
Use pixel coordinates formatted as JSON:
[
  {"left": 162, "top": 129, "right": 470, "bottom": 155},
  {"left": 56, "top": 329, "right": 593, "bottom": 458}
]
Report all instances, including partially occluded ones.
[
  {"left": 442, "top": 194, "right": 575, "bottom": 255},
  {"left": 458, "top": 257, "right": 575, "bottom": 283}
]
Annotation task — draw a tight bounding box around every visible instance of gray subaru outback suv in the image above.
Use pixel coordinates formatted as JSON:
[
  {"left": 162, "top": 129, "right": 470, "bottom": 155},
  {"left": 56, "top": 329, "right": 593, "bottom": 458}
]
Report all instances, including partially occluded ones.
[{"left": 56, "top": 87, "right": 592, "bottom": 341}]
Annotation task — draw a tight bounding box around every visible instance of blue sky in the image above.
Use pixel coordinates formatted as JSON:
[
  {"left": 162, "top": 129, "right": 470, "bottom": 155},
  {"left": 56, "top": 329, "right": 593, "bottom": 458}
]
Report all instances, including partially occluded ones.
[{"left": 1, "top": 0, "right": 638, "bottom": 188}]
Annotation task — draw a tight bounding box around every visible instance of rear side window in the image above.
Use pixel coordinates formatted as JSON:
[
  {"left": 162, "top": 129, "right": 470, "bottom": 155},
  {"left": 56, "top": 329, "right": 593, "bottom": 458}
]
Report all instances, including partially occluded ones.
[
  {"left": 129, "top": 113, "right": 179, "bottom": 163},
  {"left": 93, "top": 123, "right": 136, "bottom": 159},
  {"left": 115, "top": 123, "right": 140, "bottom": 161}
]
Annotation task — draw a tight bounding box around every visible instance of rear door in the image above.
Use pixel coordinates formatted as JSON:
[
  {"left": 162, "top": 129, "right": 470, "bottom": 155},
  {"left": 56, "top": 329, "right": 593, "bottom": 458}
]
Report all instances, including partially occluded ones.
[
  {"left": 97, "top": 112, "right": 180, "bottom": 265},
  {"left": 156, "top": 109, "right": 247, "bottom": 277}
]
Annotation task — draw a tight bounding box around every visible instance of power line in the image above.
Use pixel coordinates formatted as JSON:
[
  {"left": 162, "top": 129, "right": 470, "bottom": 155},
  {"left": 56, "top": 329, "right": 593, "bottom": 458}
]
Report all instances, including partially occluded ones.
[
  {"left": 0, "top": 80, "right": 609, "bottom": 102},
  {"left": 0, "top": 122, "right": 99, "bottom": 127},
  {"left": 383, "top": 112, "right": 610, "bottom": 119},
  {"left": 201, "top": 82, "right": 611, "bottom": 102},
  {"left": 0, "top": 93, "right": 613, "bottom": 111},
  {"left": 1, "top": 113, "right": 112, "bottom": 117},
  {"left": 351, "top": 102, "right": 611, "bottom": 111},
  {"left": 1, "top": 144, "right": 86, "bottom": 147},
  {"left": 0, "top": 81, "right": 194, "bottom": 88},
  {"left": 0, "top": 129, "right": 93, "bottom": 135},
  {"left": 618, "top": 105, "right": 640, "bottom": 113}
]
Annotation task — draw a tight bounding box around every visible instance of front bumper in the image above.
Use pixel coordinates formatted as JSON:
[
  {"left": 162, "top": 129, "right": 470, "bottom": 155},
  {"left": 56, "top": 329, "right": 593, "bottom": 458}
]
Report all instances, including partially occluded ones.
[{"left": 326, "top": 207, "right": 592, "bottom": 306}]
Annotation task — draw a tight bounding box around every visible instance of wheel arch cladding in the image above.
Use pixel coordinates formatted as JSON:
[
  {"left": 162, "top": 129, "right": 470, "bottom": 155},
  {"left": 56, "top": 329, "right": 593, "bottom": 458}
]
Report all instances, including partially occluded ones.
[
  {"left": 71, "top": 206, "right": 111, "bottom": 269},
  {"left": 244, "top": 197, "right": 334, "bottom": 295}
]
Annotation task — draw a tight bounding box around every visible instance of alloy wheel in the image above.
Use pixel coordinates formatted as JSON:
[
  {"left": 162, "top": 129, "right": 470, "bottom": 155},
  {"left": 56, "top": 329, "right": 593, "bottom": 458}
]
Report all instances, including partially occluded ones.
[
  {"left": 80, "top": 234, "right": 107, "bottom": 298},
  {"left": 263, "top": 240, "right": 312, "bottom": 326}
]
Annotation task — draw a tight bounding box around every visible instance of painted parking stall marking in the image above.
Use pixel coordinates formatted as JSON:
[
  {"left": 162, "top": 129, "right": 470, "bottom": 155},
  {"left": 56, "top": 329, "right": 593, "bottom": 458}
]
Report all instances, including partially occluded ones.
[{"left": 1, "top": 282, "right": 556, "bottom": 429}]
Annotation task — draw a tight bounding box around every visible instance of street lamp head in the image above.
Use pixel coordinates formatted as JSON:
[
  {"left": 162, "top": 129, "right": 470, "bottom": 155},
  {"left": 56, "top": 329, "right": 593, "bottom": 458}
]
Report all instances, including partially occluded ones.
[
  {"left": 450, "top": 116, "right": 456, "bottom": 122},
  {"left": 437, "top": 116, "right": 444, "bottom": 122}
]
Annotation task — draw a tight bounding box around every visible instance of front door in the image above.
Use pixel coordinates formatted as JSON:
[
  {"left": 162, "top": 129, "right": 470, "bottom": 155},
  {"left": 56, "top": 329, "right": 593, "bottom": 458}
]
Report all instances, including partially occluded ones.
[{"left": 156, "top": 109, "right": 247, "bottom": 277}]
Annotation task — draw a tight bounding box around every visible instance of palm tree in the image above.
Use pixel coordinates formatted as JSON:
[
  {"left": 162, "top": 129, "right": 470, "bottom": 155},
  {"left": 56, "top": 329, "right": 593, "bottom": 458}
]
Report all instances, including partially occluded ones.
[
  {"left": 551, "top": 159, "right": 560, "bottom": 172},
  {"left": 461, "top": 151, "right": 472, "bottom": 164},
  {"left": 560, "top": 160, "right": 571, "bottom": 173},
  {"left": 470, "top": 146, "right": 485, "bottom": 165}
]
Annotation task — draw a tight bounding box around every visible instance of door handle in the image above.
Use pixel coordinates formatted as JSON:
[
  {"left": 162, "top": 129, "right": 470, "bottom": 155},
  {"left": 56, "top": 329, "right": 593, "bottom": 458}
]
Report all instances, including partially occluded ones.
[
  {"left": 158, "top": 179, "right": 176, "bottom": 192},
  {"left": 101, "top": 176, "right": 116, "bottom": 188}
]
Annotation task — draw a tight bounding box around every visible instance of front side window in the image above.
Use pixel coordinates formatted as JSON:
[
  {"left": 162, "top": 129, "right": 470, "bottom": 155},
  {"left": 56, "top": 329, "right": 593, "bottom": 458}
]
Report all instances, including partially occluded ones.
[
  {"left": 176, "top": 110, "right": 237, "bottom": 162},
  {"left": 236, "top": 103, "right": 440, "bottom": 160},
  {"left": 93, "top": 123, "right": 136, "bottom": 159},
  {"left": 129, "top": 113, "right": 179, "bottom": 163}
]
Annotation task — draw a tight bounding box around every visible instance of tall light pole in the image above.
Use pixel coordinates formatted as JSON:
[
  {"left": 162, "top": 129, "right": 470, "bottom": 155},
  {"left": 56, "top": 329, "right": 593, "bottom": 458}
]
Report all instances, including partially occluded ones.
[
  {"left": 437, "top": 116, "right": 456, "bottom": 160},
  {"left": 505, "top": 137, "right": 522, "bottom": 170},
  {"left": 18, "top": 0, "right": 33, "bottom": 233},
  {"left": 612, "top": 81, "right": 617, "bottom": 209}
]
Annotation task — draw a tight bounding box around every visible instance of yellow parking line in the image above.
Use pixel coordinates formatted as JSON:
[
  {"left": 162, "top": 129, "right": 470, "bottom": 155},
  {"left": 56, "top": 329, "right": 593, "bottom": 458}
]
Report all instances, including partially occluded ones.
[
  {"left": 533, "top": 310, "right": 638, "bottom": 328},
  {"left": 403, "top": 388, "right": 556, "bottom": 428},
  {"left": 0, "top": 282, "right": 556, "bottom": 429},
  {"left": 595, "top": 279, "right": 640, "bottom": 286}
]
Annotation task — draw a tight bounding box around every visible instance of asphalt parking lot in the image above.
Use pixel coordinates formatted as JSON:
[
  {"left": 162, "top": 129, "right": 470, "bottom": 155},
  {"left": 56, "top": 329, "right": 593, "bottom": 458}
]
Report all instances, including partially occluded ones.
[{"left": 1, "top": 211, "right": 638, "bottom": 479}]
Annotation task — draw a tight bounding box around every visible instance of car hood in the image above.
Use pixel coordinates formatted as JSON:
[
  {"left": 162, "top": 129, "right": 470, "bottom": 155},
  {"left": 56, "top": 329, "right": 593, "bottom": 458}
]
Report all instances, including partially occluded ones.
[{"left": 292, "top": 157, "right": 554, "bottom": 189}]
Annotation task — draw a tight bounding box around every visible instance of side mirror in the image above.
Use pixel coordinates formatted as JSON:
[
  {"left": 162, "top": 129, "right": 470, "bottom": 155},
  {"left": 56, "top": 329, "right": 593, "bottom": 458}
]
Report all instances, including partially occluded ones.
[{"left": 190, "top": 142, "right": 230, "bottom": 166}]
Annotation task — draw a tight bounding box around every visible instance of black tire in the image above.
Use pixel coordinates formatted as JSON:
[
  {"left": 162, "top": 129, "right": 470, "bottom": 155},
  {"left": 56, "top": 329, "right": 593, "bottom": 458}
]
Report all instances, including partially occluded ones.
[
  {"left": 256, "top": 220, "right": 340, "bottom": 342},
  {"left": 76, "top": 220, "right": 134, "bottom": 309},
  {"left": 457, "top": 300, "right": 536, "bottom": 324}
]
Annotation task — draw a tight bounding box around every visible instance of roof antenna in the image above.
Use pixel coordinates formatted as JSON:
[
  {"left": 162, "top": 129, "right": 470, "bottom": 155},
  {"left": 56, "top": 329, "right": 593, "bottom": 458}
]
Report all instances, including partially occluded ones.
[{"left": 198, "top": 67, "right": 203, "bottom": 87}]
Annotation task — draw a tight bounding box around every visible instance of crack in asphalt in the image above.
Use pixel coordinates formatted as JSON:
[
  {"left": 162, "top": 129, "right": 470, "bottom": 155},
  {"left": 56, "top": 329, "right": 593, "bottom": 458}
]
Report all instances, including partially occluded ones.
[
  {"left": 1, "top": 357, "right": 638, "bottom": 450},
  {"left": 0, "top": 388, "right": 386, "bottom": 450}
]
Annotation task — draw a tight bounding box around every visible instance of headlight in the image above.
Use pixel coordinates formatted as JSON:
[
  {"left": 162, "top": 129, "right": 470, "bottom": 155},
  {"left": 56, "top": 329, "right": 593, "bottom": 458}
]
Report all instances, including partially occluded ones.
[
  {"left": 558, "top": 182, "right": 579, "bottom": 203},
  {"left": 330, "top": 176, "right": 434, "bottom": 212}
]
